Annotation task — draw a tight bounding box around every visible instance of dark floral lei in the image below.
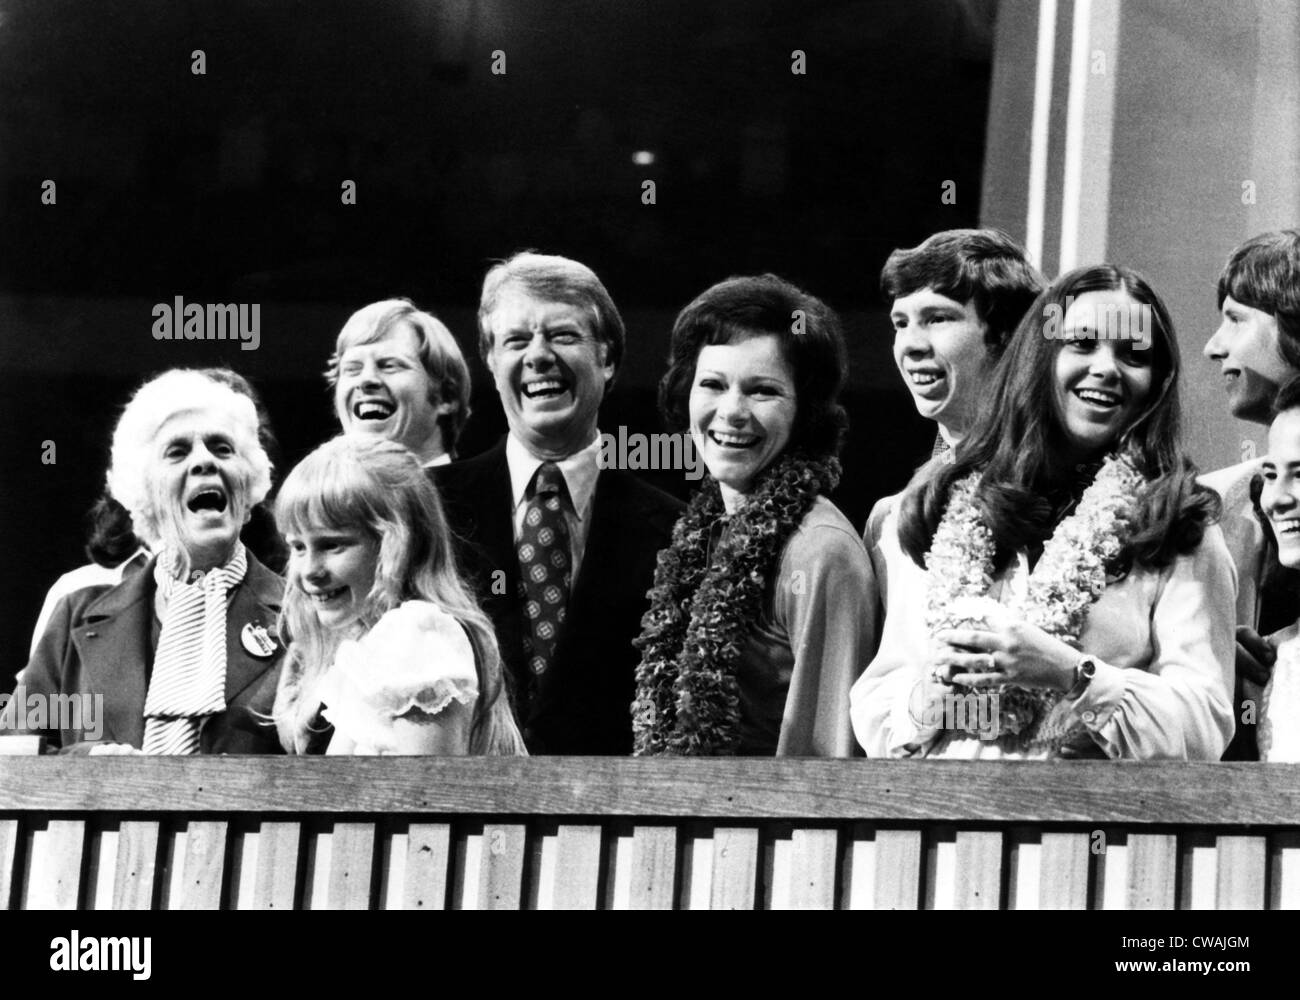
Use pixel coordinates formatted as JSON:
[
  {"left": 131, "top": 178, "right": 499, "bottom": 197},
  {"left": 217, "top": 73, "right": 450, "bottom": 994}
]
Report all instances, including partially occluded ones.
[{"left": 631, "top": 452, "right": 841, "bottom": 755}]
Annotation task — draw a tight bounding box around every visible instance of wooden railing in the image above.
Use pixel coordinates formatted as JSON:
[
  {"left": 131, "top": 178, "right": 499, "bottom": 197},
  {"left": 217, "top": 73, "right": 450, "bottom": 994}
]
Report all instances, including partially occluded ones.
[{"left": 2, "top": 757, "right": 1298, "bottom": 909}]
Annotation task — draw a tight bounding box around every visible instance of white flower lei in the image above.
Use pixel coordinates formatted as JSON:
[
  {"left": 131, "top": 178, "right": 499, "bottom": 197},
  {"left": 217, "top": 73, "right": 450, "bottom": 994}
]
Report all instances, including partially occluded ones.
[{"left": 925, "top": 453, "right": 1145, "bottom": 751}]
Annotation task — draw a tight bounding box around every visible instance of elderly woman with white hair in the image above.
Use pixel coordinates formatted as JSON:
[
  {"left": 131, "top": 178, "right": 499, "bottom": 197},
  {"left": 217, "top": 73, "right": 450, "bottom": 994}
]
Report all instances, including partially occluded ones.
[{"left": 11, "top": 369, "right": 287, "bottom": 754}]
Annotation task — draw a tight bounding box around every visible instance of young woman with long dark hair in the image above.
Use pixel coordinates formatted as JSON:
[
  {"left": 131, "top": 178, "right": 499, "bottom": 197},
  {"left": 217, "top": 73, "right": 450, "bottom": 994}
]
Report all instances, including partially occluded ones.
[{"left": 851, "top": 265, "right": 1235, "bottom": 760}]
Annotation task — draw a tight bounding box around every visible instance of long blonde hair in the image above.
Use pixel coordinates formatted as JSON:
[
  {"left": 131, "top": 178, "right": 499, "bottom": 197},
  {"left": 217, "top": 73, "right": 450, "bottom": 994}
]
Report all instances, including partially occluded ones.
[{"left": 273, "top": 435, "right": 525, "bottom": 756}]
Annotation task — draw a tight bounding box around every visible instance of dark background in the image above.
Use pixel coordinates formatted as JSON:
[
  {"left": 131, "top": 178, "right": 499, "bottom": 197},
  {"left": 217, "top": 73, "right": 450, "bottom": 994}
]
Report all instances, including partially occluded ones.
[{"left": 0, "top": 0, "right": 994, "bottom": 674}]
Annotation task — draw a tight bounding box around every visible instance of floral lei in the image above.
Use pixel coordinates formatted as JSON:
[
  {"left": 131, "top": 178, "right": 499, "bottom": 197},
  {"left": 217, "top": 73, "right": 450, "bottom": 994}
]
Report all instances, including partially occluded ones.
[
  {"left": 925, "top": 452, "right": 1145, "bottom": 750},
  {"left": 632, "top": 452, "right": 840, "bottom": 755}
]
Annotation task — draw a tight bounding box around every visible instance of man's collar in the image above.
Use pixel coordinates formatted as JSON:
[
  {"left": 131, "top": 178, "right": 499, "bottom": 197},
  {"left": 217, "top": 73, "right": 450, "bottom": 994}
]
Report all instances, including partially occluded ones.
[
  {"left": 506, "top": 431, "right": 602, "bottom": 520},
  {"left": 424, "top": 452, "right": 453, "bottom": 468}
]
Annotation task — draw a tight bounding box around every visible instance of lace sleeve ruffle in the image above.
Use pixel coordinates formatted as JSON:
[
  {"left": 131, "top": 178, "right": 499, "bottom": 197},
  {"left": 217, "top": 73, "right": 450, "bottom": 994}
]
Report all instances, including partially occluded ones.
[{"left": 319, "top": 601, "right": 479, "bottom": 750}]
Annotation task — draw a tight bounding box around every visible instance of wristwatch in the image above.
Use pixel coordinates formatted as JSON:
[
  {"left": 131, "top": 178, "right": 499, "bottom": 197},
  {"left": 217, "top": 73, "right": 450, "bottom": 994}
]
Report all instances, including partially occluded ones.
[{"left": 1067, "top": 655, "right": 1097, "bottom": 699}]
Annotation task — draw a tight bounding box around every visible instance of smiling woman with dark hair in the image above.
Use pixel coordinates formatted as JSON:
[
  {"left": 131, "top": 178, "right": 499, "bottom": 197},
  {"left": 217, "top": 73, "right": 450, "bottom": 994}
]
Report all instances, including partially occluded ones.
[
  {"left": 851, "top": 265, "right": 1234, "bottom": 761},
  {"left": 632, "top": 274, "right": 873, "bottom": 757},
  {"left": 1251, "top": 376, "right": 1300, "bottom": 760},
  {"left": 9, "top": 369, "right": 287, "bottom": 755}
]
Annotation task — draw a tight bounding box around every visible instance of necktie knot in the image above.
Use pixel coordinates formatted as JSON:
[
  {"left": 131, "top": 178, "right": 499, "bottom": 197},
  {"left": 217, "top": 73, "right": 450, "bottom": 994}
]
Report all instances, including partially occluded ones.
[{"left": 532, "top": 461, "right": 567, "bottom": 500}]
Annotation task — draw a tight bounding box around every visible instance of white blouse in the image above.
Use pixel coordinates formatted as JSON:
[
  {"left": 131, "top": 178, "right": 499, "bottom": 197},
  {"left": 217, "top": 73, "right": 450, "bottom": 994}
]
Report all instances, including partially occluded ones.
[
  {"left": 319, "top": 600, "right": 479, "bottom": 755},
  {"left": 850, "top": 508, "right": 1237, "bottom": 760},
  {"left": 1260, "top": 623, "right": 1300, "bottom": 762}
]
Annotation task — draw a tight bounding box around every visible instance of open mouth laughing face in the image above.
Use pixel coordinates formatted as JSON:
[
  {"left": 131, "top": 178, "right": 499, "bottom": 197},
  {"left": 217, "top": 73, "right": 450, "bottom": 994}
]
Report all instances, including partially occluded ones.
[
  {"left": 890, "top": 287, "right": 994, "bottom": 439},
  {"left": 1053, "top": 289, "right": 1154, "bottom": 460},
  {"left": 148, "top": 409, "right": 252, "bottom": 571},
  {"left": 335, "top": 323, "right": 451, "bottom": 462},
  {"left": 688, "top": 332, "right": 797, "bottom": 509},
  {"left": 484, "top": 288, "right": 614, "bottom": 459}
]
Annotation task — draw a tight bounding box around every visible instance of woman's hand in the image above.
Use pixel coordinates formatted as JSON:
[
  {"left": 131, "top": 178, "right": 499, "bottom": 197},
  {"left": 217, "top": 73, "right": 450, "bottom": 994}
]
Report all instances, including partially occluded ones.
[
  {"left": 906, "top": 668, "right": 958, "bottom": 733},
  {"left": 1235, "top": 626, "right": 1276, "bottom": 686},
  {"left": 87, "top": 742, "right": 143, "bottom": 756},
  {"left": 931, "top": 618, "right": 1079, "bottom": 692}
]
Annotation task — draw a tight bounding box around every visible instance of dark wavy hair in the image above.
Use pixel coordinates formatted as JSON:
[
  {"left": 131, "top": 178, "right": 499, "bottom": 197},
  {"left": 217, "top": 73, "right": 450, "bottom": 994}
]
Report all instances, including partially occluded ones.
[
  {"left": 85, "top": 492, "right": 140, "bottom": 567},
  {"left": 880, "top": 228, "right": 1044, "bottom": 355},
  {"left": 1274, "top": 374, "right": 1300, "bottom": 417},
  {"left": 659, "top": 273, "right": 848, "bottom": 460},
  {"left": 1217, "top": 229, "right": 1300, "bottom": 370},
  {"left": 898, "top": 264, "right": 1220, "bottom": 574}
]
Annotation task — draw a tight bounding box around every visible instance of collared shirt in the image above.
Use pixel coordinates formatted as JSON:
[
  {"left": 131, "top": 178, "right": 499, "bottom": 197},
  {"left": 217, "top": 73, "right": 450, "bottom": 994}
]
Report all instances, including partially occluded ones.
[
  {"left": 425, "top": 453, "right": 452, "bottom": 468},
  {"left": 506, "top": 431, "right": 602, "bottom": 581},
  {"left": 932, "top": 430, "right": 952, "bottom": 462}
]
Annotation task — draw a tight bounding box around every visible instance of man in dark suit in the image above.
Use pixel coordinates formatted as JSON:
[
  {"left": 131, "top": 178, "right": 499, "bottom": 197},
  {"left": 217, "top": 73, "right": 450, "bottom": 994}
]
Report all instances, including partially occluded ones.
[{"left": 432, "top": 252, "right": 682, "bottom": 754}]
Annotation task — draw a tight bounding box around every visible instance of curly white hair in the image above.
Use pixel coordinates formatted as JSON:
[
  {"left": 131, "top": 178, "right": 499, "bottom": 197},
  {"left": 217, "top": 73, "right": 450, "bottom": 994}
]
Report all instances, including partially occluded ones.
[{"left": 106, "top": 369, "right": 272, "bottom": 545}]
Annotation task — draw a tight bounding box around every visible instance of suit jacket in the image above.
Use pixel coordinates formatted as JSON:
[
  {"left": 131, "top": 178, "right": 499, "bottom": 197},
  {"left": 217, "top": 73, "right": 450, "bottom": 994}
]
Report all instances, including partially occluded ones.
[
  {"left": 13, "top": 554, "right": 287, "bottom": 754},
  {"left": 432, "top": 437, "right": 683, "bottom": 754}
]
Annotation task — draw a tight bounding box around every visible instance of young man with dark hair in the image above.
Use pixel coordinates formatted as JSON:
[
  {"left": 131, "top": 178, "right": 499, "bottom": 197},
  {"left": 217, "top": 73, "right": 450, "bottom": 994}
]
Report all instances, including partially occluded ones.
[
  {"left": 867, "top": 229, "right": 1042, "bottom": 606},
  {"left": 1202, "top": 228, "right": 1300, "bottom": 759},
  {"left": 881, "top": 228, "right": 1044, "bottom": 454}
]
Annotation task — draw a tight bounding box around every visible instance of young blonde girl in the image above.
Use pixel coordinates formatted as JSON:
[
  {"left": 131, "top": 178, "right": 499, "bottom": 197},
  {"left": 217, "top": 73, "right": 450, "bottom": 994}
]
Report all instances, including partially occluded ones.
[{"left": 273, "top": 435, "right": 525, "bottom": 755}]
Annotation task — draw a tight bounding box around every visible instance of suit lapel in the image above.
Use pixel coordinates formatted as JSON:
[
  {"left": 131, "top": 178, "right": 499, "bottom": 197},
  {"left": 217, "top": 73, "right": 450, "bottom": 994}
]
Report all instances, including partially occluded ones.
[
  {"left": 71, "top": 556, "right": 285, "bottom": 748},
  {"left": 223, "top": 557, "right": 285, "bottom": 705},
  {"left": 473, "top": 439, "right": 518, "bottom": 572},
  {"left": 71, "top": 561, "right": 156, "bottom": 747},
  {"left": 476, "top": 443, "right": 526, "bottom": 671},
  {"left": 570, "top": 471, "right": 644, "bottom": 617}
]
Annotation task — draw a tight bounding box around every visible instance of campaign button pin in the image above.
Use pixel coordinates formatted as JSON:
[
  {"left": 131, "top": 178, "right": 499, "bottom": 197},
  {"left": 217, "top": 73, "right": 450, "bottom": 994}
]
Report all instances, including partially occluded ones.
[{"left": 241, "top": 623, "right": 278, "bottom": 658}]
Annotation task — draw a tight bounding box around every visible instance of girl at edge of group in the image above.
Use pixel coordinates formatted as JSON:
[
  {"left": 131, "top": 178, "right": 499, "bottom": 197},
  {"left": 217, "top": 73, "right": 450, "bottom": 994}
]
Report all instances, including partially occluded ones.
[{"left": 1255, "top": 376, "right": 1300, "bottom": 760}]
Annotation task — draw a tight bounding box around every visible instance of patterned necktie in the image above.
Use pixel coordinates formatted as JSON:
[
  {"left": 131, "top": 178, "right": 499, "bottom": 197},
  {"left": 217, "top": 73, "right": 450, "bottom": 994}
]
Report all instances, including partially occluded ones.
[
  {"left": 517, "top": 462, "right": 572, "bottom": 679},
  {"left": 142, "top": 545, "right": 248, "bottom": 755}
]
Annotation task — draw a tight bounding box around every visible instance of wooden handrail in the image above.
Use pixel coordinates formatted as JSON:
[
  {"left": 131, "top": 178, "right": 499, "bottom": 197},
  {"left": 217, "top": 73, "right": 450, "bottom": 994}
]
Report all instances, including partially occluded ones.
[
  {"left": 2, "top": 758, "right": 1299, "bottom": 822},
  {"left": 3, "top": 759, "right": 1298, "bottom": 910}
]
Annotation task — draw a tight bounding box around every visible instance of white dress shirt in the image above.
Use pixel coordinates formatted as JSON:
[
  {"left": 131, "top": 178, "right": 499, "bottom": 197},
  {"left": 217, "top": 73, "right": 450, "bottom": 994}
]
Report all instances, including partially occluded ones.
[
  {"left": 505, "top": 431, "right": 602, "bottom": 581},
  {"left": 1261, "top": 623, "right": 1300, "bottom": 761}
]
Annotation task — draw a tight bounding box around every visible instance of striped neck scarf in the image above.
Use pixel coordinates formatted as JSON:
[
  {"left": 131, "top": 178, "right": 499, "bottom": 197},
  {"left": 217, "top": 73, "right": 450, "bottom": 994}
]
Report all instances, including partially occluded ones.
[{"left": 141, "top": 544, "right": 248, "bottom": 755}]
